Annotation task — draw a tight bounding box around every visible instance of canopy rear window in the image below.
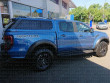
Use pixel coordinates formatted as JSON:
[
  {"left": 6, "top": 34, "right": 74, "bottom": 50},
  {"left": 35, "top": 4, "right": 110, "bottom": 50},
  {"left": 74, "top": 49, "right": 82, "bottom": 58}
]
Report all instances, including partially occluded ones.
[{"left": 11, "top": 20, "right": 53, "bottom": 30}]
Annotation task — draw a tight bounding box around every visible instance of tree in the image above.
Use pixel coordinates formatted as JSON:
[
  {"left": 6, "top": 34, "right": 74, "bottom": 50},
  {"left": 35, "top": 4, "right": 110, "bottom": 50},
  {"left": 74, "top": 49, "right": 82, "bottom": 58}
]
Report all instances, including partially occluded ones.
[
  {"left": 88, "top": 4, "right": 103, "bottom": 22},
  {"left": 69, "top": 6, "right": 89, "bottom": 22},
  {"left": 69, "top": 3, "right": 110, "bottom": 22},
  {"left": 104, "top": 3, "right": 110, "bottom": 21}
]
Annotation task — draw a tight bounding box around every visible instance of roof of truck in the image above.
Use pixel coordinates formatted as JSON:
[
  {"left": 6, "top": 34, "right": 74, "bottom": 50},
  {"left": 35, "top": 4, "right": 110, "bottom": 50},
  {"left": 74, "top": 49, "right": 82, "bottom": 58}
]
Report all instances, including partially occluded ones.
[{"left": 12, "top": 17, "right": 80, "bottom": 22}]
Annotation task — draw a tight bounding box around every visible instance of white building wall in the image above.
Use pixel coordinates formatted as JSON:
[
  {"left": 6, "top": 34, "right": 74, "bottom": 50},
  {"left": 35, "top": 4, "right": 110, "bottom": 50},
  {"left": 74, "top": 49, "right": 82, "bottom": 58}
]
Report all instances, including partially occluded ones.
[
  {"left": 47, "top": 0, "right": 59, "bottom": 13},
  {"left": 47, "top": 0, "right": 69, "bottom": 18},
  {"left": 62, "top": 8, "right": 67, "bottom": 16},
  {"left": 9, "top": 0, "right": 71, "bottom": 18},
  {"left": 8, "top": 1, "right": 13, "bottom": 18},
  {"left": 43, "top": 0, "right": 48, "bottom": 18},
  {"left": 61, "top": 4, "right": 69, "bottom": 17}
]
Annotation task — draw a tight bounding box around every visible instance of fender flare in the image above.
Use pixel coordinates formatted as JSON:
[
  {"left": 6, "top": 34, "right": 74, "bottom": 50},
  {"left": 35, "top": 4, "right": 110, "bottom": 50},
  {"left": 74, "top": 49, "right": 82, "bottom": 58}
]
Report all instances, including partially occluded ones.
[
  {"left": 94, "top": 37, "right": 109, "bottom": 50},
  {"left": 25, "top": 40, "right": 57, "bottom": 58}
]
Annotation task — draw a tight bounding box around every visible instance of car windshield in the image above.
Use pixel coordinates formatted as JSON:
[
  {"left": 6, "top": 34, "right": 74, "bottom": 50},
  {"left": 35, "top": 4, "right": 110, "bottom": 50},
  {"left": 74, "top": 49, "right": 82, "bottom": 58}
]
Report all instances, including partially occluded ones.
[{"left": 98, "top": 22, "right": 105, "bottom": 25}]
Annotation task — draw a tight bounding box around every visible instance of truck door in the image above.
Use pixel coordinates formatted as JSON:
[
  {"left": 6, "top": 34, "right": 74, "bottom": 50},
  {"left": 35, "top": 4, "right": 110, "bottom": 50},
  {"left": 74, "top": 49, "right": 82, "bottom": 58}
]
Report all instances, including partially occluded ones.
[
  {"left": 74, "top": 22, "right": 95, "bottom": 50},
  {"left": 57, "top": 21, "right": 78, "bottom": 55}
]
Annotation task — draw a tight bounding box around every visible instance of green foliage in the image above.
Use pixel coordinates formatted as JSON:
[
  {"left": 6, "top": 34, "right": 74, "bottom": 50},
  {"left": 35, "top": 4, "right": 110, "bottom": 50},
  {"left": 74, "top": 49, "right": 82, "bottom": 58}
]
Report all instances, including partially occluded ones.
[
  {"left": 69, "top": 3, "right": 110, "bottom": 22},
  {"left": 69, "top": 6, "right": 89, "bottom": 22}
]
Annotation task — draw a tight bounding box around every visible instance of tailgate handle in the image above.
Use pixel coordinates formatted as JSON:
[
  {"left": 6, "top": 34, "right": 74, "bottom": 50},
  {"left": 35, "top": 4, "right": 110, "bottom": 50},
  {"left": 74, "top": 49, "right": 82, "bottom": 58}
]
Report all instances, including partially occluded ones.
[{"left": 79, "top": 35, "right": 83, "bottom": 37}]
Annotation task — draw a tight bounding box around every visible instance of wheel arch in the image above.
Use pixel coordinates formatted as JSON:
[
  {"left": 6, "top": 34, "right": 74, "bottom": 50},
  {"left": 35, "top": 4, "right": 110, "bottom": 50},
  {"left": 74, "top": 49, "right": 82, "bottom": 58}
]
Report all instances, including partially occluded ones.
[
  {"left": 94, "top": 38, "right": 109, "bottom": 50},
  {"left": 25, "top": 40, "right": 57, "bottom": 58}
]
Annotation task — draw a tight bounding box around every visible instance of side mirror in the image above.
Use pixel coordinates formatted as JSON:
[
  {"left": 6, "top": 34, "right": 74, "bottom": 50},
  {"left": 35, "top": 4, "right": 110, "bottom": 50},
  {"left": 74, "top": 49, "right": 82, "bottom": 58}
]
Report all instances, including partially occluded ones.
[{"left": 90, "top": 28, "right": 94, "bottom": 33}]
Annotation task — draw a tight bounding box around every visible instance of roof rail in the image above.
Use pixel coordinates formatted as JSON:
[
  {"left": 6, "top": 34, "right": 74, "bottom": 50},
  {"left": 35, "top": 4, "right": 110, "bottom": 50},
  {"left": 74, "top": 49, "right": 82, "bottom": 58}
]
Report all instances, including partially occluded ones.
[
  {"left": 17, "top": 16, "right": 28, "bottom": 18},
  {"left": 15, "top": 16, "right": 52, "bottom": 19},
  {"left": 32, "top": 17, "right": 49, "bottom": 19},
  {"left": 14, "top": 16, "right": 67, "bottom": 20}
]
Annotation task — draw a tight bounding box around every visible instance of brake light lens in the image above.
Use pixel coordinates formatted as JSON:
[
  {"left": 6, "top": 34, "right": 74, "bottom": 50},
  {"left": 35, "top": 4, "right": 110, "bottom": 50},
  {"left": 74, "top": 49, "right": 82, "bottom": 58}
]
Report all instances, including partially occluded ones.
[{"left": 4, "top": 35, "right": 13, "bottom": 50}]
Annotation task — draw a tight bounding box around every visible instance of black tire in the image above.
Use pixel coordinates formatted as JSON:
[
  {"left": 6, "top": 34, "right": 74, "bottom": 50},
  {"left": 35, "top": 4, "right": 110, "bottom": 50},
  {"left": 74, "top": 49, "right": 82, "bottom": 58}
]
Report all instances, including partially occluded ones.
[
  {"left": 96, "top": 26, "right": 99, "bottom": 29},
  {"left": 95, "top": 41, "right": 108, "bottom": 57},
  {"left": 33, "top": 49, "right": 53, "bottom": 71}
]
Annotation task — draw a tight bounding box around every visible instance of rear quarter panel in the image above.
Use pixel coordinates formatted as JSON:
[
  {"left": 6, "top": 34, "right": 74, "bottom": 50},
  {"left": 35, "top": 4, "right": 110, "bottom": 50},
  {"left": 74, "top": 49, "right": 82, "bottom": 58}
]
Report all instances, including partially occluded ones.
[{"left": 5, "top": 22, "right": 57, "bottom": 58}]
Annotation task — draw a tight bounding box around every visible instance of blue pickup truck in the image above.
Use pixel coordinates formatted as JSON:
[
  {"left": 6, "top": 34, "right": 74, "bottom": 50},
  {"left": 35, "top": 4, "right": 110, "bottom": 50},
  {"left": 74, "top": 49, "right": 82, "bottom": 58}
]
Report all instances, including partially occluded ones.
[{"left": 1, "top": 17, "right": 109, "bottom": 71}]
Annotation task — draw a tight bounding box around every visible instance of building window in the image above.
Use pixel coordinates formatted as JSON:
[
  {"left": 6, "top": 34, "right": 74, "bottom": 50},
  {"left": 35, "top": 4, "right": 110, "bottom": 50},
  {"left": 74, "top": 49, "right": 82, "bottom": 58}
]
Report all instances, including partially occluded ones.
[
  {"left": 62, "top": 1, "right": 67, "bottom": 9},
  {"left": 48, "top": 11, "right": 59, "bottom": 18},
  {"left": 0, "top": 1, "right": 9, "bottom": 13},
  {"left": 31, "top": 7, "right": 43, "bottom": 17},
  {"left": 50, "top": 0, "right": 59, "bottom": 4},
  {"left": 12, "top": 2, "right": 31, "bottom": 17}
]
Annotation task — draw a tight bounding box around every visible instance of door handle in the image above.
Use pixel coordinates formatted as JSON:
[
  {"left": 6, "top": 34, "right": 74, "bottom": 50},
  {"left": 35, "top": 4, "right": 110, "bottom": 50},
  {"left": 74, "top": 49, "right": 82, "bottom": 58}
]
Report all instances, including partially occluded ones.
[
  {"left": 61, "top": 34, "right": 66, "bottom": 37},
  {"left": 79, "top": 35, "right": 83, "bottom": 37}
]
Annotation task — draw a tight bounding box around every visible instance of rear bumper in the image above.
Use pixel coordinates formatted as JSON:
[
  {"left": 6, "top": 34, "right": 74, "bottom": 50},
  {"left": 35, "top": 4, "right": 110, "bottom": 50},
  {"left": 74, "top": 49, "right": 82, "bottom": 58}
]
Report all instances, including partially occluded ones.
[
  {"left": 98, "top": 27, "right": 108, "bottom": 30},
  {"left": 1, "top": 43, "right": 26, "bottom": 59},
  {"left": 1, "top": 50, "right": 26, "bottom": 59},
  {"left": 1, "top": 43, "right": 11, "bottom": 60},
  {"left": 1, "top": 51, "right": 11, "bottom": 60}
]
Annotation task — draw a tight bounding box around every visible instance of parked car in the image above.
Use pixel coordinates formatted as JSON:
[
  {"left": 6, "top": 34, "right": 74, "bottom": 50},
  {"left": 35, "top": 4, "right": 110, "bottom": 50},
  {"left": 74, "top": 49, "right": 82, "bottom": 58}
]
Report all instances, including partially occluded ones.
[
  {"left": 96, "top": 22, "right": 108, "bottom": 30},
  {"left": 1, "top": 17, "right": 109, "bottom": 71}
]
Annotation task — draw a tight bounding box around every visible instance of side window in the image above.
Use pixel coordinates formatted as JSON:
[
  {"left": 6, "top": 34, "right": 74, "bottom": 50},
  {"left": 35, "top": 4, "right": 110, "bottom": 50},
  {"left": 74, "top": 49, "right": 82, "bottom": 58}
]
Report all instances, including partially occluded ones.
[
  {"left": 41, "top": 21, "right": 53, "bottom": 30},
  {"left": 16, "top": 20, "right": 52, "bottom": 30},
  {"left": 31, "top": 20, "right": 40, "bottom": 29},
  {"left": 59, "top": 22, "right": 74, "bottom": 32},
  {"left": 59, "top": 22, "right": 67, "bottom": 32},
  {"left": 17, "top": 20, "right": 40, "bottom": 30},
  {"left": 76, "top": 22, "right": 90, "bottom": 32},
  {"left": 67, "top": 22, "right": 74, "bottom": 32}
]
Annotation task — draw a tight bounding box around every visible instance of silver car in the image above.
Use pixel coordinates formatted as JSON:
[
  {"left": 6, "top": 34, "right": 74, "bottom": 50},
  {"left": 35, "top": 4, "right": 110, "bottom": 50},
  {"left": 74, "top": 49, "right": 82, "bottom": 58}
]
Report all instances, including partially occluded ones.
[{"left": 96, "top": 22, "right": 108, "bottom": 30}]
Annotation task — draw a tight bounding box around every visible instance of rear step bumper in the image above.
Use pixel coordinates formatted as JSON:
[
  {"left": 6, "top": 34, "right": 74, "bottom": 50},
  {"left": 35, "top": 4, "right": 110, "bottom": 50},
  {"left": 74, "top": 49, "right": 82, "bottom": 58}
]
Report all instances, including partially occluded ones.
[{"left": 1, "top": 43, "right": 11, "bottom": 60}]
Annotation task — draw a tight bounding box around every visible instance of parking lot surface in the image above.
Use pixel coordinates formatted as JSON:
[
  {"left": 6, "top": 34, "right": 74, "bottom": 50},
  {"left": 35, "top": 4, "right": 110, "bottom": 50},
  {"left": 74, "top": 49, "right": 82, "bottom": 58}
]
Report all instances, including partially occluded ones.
[{"left": 0, "top": 27, "right": 110, "bottom": 83}]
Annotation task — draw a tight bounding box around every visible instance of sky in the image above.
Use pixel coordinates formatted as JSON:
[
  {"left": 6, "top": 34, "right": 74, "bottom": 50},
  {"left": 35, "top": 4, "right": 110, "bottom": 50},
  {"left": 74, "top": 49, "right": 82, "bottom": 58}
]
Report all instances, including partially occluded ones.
[{"left": 72, "top": 0, "right": 110, "bottom": 8}]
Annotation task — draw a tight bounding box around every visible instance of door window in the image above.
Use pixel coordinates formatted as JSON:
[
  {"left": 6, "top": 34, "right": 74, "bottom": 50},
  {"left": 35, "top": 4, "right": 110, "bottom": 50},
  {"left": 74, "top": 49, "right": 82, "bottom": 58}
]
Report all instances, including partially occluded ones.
[
  {"left": 59, "top": 22, "right": 74, "bottom": 32},
  {"left": 76, "top": 22, "right": 90, "bottom": 32}
]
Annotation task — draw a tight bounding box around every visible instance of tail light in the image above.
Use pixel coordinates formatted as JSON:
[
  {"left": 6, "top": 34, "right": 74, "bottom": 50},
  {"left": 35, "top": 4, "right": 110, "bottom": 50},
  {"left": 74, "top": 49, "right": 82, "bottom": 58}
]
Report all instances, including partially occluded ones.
[{"left": 4, "top": 35, "right": 13, "bottom": 50}]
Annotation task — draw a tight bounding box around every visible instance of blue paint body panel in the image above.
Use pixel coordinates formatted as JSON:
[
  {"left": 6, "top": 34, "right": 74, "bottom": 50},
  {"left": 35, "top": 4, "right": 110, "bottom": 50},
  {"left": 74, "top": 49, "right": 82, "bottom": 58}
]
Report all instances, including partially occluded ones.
[
  {"left": 5, "top": 30, "right": 57, "bottom": 58},
  {"left": 3, "top": 18, "right": 109, "bottom": 58}
]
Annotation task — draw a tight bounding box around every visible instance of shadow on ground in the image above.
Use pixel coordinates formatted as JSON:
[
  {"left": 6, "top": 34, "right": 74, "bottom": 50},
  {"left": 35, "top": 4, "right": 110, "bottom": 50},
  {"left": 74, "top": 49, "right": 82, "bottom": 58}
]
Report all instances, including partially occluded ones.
[{"left": 0, "top": 53, "right": 110, "bottom": 83}]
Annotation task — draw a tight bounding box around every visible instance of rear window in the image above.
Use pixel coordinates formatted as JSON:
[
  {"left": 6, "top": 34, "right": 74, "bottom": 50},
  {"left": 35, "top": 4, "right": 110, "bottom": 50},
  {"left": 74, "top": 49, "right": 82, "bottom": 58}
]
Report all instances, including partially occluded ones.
[
  {"left": 5, "top": 19, "right": 17, "bottom": 29},
  {"left": 12, "top": 20, "right": 53, "bottom": 30},
  {"left": 59, "top": 22, "right": 74, "bottom": 32}
]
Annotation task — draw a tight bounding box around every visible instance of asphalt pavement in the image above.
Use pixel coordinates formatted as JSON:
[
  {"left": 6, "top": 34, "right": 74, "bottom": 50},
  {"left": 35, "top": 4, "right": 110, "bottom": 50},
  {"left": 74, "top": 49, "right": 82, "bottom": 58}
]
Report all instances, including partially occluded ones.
[{"left": 0, "top": 27, "right": 110, "bottom": 83}]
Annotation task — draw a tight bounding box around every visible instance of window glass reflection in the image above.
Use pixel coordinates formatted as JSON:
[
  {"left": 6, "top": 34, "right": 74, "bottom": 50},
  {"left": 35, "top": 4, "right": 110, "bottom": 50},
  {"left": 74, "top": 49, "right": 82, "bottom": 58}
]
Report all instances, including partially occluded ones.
[
  {"left": 31, "top": 7, "right": 38, "bottom": 17},
  {"left": 12, "top": 2, "right": 31, "bottom": 17},
  {"left": 31, "top": 7, "right": 43, "bottom": 17},
  {"left": 48, "top": 11, "right": 59, "bottom": 18}
]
